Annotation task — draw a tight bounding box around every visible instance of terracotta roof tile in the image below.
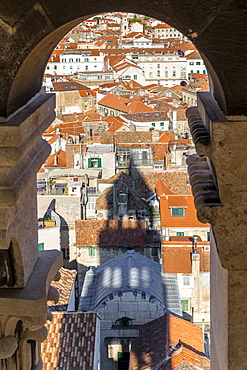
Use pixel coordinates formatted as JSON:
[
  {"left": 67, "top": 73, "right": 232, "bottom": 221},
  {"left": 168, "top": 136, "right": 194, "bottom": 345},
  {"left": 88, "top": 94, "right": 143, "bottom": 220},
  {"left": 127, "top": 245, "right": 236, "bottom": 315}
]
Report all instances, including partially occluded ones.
[
  {"left": 44, "top": 150, "right": 66, "bottom": 168},
  {"left": 156, "top": 180, "right": 174, "bottom": 197},
  {"left": 98, "top": 94, "right": 155, "bottom": 114},
  {"left": 76, "top": 219, "right": 147, "bottom": 247},
  {"left": 160, "top": 194, "right": 209, "bottom": 228},
  {"left": 48, "top": 268, "right": 76, "bottom": 311},
  {"left": 130, "top": 313, "right": 209, "bottom": 370},
  {"left": 162, "top": 242, "right": 210, "bottom": 273},
  {"left": 42, "top": 312, "right": 98, "bottom": 370}
]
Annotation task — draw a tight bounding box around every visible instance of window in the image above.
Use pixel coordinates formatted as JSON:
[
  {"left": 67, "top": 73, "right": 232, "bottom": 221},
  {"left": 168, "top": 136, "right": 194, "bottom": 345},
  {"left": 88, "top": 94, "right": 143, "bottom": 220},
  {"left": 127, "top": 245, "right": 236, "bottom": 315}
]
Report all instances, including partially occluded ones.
[
  {"left": 149, "top": 72, "right": 153, "bottom": 78},
  {"left": 207, "top": 231, "right": 210, "bottom": 241},
  {"left": 87, "top": 196, "right": 96, "bottom": 210},
  {"left": 183, "top": 276, "right": 190, "bottom": 286},
  {"left": 84, "top": 58, "right": 89, "bottom": 62},
  {"left": 69, "top": 58, "right": 73, "bottom": 62},
  {"left": 151, "top": 247, "right": 158, "bottom": 256},
  {"left": 76, "top": 58, "right": 80, "bottom": 62},
  {"left": 133, "top": 75, "right": 137, "bottom": 80},
  {"left": 157, "top": 64, "right": 160, "bottom": 68},
  {"left": 165, "top": 71, "right": 168, "bottom": 77},
  {"left": 142, "top": 150, "right": 148, "bottom": 165},
  {"left": 171, "top": 208, "right": 185, "bottom": 216},
  {"left": 196, "top": 61, "right": 201, "bottom": 65},
  {"left": 85, "top": 65, "right": 88, "bottom": 71},
  {"left": 203, "top": 70, "right": 206, "bottom": 74},
  {"left": 189, "top": 62, "right": 194, "bottom": 65},
  {"left": 176, "top": 232, "right": 184, "bottom": 236},
  {"left": 181, "top": 299, "right": 189, "bottom": 311},
  {"left": 152, "top": 122, "right": 156, "bottom": 127},
  {"left": 38, "top": 242, "right": 44, "bottom": 251},
  {"left": 54, "top": 65, "right": 57, "bottom": 70},
  {"left": 160, "top": 122, "right": 164, "bottom": 127},
  {"left": 88, "top": 247, "right": 95, "bottom": 256},
  {"left": 157, "top": 70, "right": 160, "bottom": 77},
  {"left": 172, "top": 71, "right": 176, "bottom": 77},
  {"left": 62, "top": 58, "right": 66, "bottom": 62},
  {"left": 197, "top": 70, "right": 200, "bottom": 73},
  {"left": 118, "top": 193, "right": 127, "bottom": 204},
  {"left": 88, "top": 158, "right": 102, "bottom": 168}
]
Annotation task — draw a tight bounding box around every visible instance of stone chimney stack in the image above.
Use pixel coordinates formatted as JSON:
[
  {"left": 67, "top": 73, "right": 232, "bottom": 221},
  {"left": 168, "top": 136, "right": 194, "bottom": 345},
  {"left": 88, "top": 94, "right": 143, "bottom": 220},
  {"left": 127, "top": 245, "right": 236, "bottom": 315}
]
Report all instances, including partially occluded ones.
[{"left": 191, "top": 251, "right": 201, "bottom": 314}]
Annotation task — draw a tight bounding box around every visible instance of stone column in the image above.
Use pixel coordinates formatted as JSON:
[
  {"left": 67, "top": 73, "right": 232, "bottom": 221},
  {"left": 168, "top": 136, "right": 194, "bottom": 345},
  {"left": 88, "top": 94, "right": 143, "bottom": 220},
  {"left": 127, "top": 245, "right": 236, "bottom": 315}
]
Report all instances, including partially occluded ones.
[
  {"left": 0, "top": 93, "right": 63, "bottom": 369},
  {"left": 187, "top": 92, "right": 247, "bottom": 369}
]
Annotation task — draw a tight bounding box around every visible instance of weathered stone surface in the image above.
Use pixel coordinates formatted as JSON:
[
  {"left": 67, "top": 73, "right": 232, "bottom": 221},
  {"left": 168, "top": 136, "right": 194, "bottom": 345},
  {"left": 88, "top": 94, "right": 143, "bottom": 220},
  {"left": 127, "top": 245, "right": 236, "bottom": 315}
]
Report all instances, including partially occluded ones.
[{"left": 0, "top": 94, "right": 55, "bottom": 287}]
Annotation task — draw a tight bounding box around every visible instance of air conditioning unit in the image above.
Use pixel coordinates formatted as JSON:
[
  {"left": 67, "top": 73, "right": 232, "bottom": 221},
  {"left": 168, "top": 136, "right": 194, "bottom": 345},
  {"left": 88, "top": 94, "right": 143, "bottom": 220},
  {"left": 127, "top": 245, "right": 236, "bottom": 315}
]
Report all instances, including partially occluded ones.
[{"left": 204, "top": 246, "right": 210, "bottom": 251}]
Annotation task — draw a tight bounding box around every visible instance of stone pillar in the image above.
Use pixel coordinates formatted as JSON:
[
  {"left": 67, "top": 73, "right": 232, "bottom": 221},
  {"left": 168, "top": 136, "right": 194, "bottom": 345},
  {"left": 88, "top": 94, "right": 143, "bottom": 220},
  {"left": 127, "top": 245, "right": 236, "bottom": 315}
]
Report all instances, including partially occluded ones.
[
  {"left": 187, "top": 92, "right": 247, "bottom": 369},
  {"left": 0, "top": 93, "right": 63, "bottom": 369}
]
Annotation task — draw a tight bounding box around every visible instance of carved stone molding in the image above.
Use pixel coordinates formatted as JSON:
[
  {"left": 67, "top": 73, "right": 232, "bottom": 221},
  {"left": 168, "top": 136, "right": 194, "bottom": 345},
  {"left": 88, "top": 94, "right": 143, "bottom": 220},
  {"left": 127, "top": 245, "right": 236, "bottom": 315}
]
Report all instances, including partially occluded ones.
[
  {"left": 0, "top": 250, "right": 62, "bottom": 369},
  {"left": 0, "top": 94, "right": 55, "bottom": 288},
  {"left": 187, "top": 92, "right": 247, "bottom": 269}
]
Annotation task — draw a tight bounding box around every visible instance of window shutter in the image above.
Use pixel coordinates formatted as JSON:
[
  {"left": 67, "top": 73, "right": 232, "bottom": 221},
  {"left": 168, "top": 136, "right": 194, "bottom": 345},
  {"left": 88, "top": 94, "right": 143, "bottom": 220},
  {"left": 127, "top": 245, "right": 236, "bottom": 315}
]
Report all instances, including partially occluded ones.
[
  {"left": 88, "top": 158, "right": 92, "bottom": 168},
  {"left": 181, "top": 299, "right": 188, "bottom": 311},
  {"left": 98, "top": 158, "right": 102, "bottom": 168}
]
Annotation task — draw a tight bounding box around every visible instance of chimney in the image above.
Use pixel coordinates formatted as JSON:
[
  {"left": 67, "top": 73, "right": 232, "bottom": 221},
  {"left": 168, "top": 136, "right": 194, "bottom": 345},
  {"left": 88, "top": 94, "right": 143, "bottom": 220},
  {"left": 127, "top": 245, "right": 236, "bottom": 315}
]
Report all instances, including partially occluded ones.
[
  {"left": 191, "top": 235, "right": 201, "bottom": 314},
  {"left": 152, "top": 130, "right": 159, "bottom": 143}
]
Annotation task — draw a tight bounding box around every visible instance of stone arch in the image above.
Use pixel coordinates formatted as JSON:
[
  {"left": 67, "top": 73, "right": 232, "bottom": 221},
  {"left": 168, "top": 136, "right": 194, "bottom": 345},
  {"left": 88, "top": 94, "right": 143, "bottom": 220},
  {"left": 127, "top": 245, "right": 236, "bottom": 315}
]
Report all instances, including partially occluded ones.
[{"left": 2, "top": 0, "right": 244, "bottom": 118}]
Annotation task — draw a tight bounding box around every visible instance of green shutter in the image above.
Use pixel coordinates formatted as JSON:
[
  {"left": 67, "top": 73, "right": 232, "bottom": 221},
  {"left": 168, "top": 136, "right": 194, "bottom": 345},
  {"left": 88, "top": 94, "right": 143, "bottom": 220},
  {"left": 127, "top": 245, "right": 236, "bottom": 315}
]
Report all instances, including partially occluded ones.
[
  {"left": 176, "top": 232, "right": 184, "bottom": 236},
  {"left": 98, "top": 158, "right": 102, "bottom": 168},
  {"left": 38, "top": 242, "right": 44, "bottom": 251},
  {"left": 88, "top": 247, "right": 95, "bottom": 256},
  {"left": 88, "top": 158, "right": 92, "bottom": 168},
  {"left": 181, "top": 299, "right": 188, "bottom": 311}
]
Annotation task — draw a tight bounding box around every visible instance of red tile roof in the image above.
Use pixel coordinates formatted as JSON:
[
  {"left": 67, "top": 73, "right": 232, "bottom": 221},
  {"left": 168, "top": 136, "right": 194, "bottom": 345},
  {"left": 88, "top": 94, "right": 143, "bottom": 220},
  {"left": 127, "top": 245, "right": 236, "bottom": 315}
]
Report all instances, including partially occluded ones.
[
  {"left": 141, "top": 171, "right": 192, "bottom": 194},
  {"left": 48, "top": 267, "right": 76, "bottom": 311},
  {"left": 42, "top": 312, "right": 98, "bottom": 370},
  {"left": 44, "top": 150, "right": 66, "bottom": 168},
  {"left": 76, "top": 219, "right": 147, "bottom": 247},
  {"left": 98, "top": 94, "right": 155, "bottom": 114},
  {"left": 52, "top": 81, "right": 89, "bottom": 91},
  {"left": 130, "top": 313, "right": 209, "bottom": 370},
  {"left": 162, "top": 243, "right": 210, "bottom": 273},
  {"left": 156, "top": 180, "right": 174, "bottom": 197},
  {"left": 159, "top": 194, "right": 209, "bottom": 228}
]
